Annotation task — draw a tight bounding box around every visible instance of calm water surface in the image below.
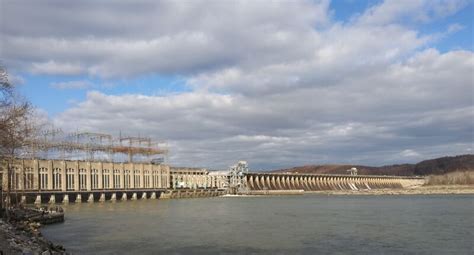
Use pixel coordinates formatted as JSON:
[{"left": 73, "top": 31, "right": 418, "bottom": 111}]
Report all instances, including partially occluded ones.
[{"left": 42, "top": 195, "right": 474, "bottom": 255}]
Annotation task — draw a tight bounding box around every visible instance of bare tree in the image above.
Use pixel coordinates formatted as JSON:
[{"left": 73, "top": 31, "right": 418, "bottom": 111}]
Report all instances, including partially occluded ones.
[
  {"left": 0, "top": 66, "right": 36, "bottom": 214},
  {"left": 1, "top": 66, "right": 14, "bottom": 107}
]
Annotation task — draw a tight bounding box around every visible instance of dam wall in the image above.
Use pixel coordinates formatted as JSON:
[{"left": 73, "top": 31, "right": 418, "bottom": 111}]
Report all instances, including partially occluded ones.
[
  {"left": 245, "top": 173, "right": 424, "bottom": 191},
  {"left": 1, "top": 159, "right": 170, "bottom": 191},
  {"left": 1, "top": 159, "right": 171, "bottom": 203},
  {"left": 1, "top": 159, "right": 426, "bottom": 203},
  {"left": 170, "top": 167, "right": 227, "bottom": 189},
  {"left": 0, "top": 159, "right": 227, "bottom": 203}
]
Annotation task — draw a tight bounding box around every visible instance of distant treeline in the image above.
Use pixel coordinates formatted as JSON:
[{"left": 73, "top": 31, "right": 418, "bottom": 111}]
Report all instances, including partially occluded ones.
[{"left": 273, "top": 154, "right": 474, "bottom": 177}]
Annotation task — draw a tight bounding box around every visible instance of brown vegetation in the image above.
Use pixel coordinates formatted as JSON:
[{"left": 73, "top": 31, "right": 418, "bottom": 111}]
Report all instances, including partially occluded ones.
[
  {"left": 1, "top": 66, "right": 38, "bottom": 213},
  {"left": 425, "top": 171, "right": 474, "bottom": 185},
  {"left": 0, "top": 66, "right": 36, "bottom": 159}
]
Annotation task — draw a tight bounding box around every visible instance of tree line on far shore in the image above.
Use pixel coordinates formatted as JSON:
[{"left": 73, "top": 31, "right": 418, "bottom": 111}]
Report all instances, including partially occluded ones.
[{"left": 273, "top": 154, "right": 474, "bottom": 177}]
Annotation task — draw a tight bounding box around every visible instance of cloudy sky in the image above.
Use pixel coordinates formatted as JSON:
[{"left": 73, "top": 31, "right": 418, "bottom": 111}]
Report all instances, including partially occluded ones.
[{"left": 1, "top": 0, "right": 473, "bottom": 170}]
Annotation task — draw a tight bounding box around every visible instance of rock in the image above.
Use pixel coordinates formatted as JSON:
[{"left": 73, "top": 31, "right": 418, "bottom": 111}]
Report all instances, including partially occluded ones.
[
  {"left": 1, "top": 213, "right": 67, "bottom": 255},
  {"left": 22, "top": 248, "right": 34, "bottom": 255}
]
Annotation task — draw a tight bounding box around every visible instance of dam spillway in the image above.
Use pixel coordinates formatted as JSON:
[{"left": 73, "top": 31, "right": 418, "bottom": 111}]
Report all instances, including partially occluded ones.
[{"left": 245, "top": 173, "right": 424, "bottom": 191}]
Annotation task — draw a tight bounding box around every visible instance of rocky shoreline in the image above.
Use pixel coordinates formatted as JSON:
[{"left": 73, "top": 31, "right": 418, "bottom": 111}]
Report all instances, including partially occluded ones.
[{"left": 0, "top": 209, "right": 68, "bottom": 255}]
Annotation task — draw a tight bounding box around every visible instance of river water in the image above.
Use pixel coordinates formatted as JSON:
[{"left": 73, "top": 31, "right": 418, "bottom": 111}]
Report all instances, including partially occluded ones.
[{"left": 42, "top": 195, "right": 474, "bottom": 255}]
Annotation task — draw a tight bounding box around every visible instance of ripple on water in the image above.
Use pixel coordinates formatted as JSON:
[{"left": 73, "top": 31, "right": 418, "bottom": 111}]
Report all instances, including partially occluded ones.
[{"left": 42, "top": 195, "right": 474, "bottom": 255}]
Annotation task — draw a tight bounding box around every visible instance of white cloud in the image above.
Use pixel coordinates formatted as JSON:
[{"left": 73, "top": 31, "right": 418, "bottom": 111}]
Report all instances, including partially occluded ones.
[
  {"left": 30, "top": 60, "right": 84, "bottom": 75},
  {"left": 400, "top": 149, "right": 421, "bottom": 157},
  {"left": 447, "top": 23, "right": 464, "bottom": 33},
  {"left": 356, "top": 0, "right": 468, "bottom": 25},
  {"left": 50, "top": 80, "right": 93, "bottom": 90},
  {"left": 52, "top": 47, "right": 474, "bottom": 169},
  {"left": 2, "top": 0, "right": 330, "bottom": 78},
  {"left": 8, "top": 73, "right": 25, "bottom": 85},
  {"left": 2, "top": 0, "right": 472, "bottom": 169}
]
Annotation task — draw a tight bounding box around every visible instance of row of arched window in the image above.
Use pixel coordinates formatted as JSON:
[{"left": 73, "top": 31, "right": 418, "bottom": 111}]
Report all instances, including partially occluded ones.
[{"left": 5, "top": 167, "right": 166, "bottom": 191}]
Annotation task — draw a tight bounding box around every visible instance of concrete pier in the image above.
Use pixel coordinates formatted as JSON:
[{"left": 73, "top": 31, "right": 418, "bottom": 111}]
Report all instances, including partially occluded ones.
[
  {"left": 87, "top": 194, "right": 94, "bottom": 203},
  {"left": 167, "top": 189, "right": 225, "bottom": 199},
  {"left": 63, "top": 194, "right": 69, "bottom": 204},
  {"left": 48, "top": 195, "right": 55, "bottom": 204},
  {"left": 34, "top": 195, "right": 41, "bottom": 205}
]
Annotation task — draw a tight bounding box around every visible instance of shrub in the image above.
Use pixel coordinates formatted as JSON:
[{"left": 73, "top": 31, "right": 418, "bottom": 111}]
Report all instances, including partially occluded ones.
[{"left": 426, "top": 170, "right": 474, "bottom": 185}]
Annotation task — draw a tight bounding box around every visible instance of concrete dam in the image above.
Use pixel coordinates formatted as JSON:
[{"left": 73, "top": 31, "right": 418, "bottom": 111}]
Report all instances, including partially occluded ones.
[
  {"left": 1, "top": 159, "right": 424, "bottom": 204},
  {"left": 0, "top": 159, "right": 227, "bottom": 204},
  {"left": 245, "top": 173, "right": 423, "bottom": 191}
]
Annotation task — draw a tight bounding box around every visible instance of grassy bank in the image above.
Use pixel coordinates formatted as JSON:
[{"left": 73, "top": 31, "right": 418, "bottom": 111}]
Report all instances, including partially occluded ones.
[{"left": 425, "top": 171, "right": 474, "bottom": 185}]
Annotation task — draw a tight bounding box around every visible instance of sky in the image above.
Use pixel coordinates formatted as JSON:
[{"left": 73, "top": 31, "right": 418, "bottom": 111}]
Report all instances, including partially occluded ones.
[{"left": 1, "top": 0, "right": 473, "bottom": 170}]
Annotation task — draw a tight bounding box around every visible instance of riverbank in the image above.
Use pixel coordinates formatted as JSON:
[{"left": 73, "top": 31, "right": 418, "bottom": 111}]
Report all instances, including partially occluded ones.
[
  {"left": 0, "top": 209, "right": 68, "bottom": 255},
  {"left": 304, "top": 185, "right": 474, "bottom": 195}
]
